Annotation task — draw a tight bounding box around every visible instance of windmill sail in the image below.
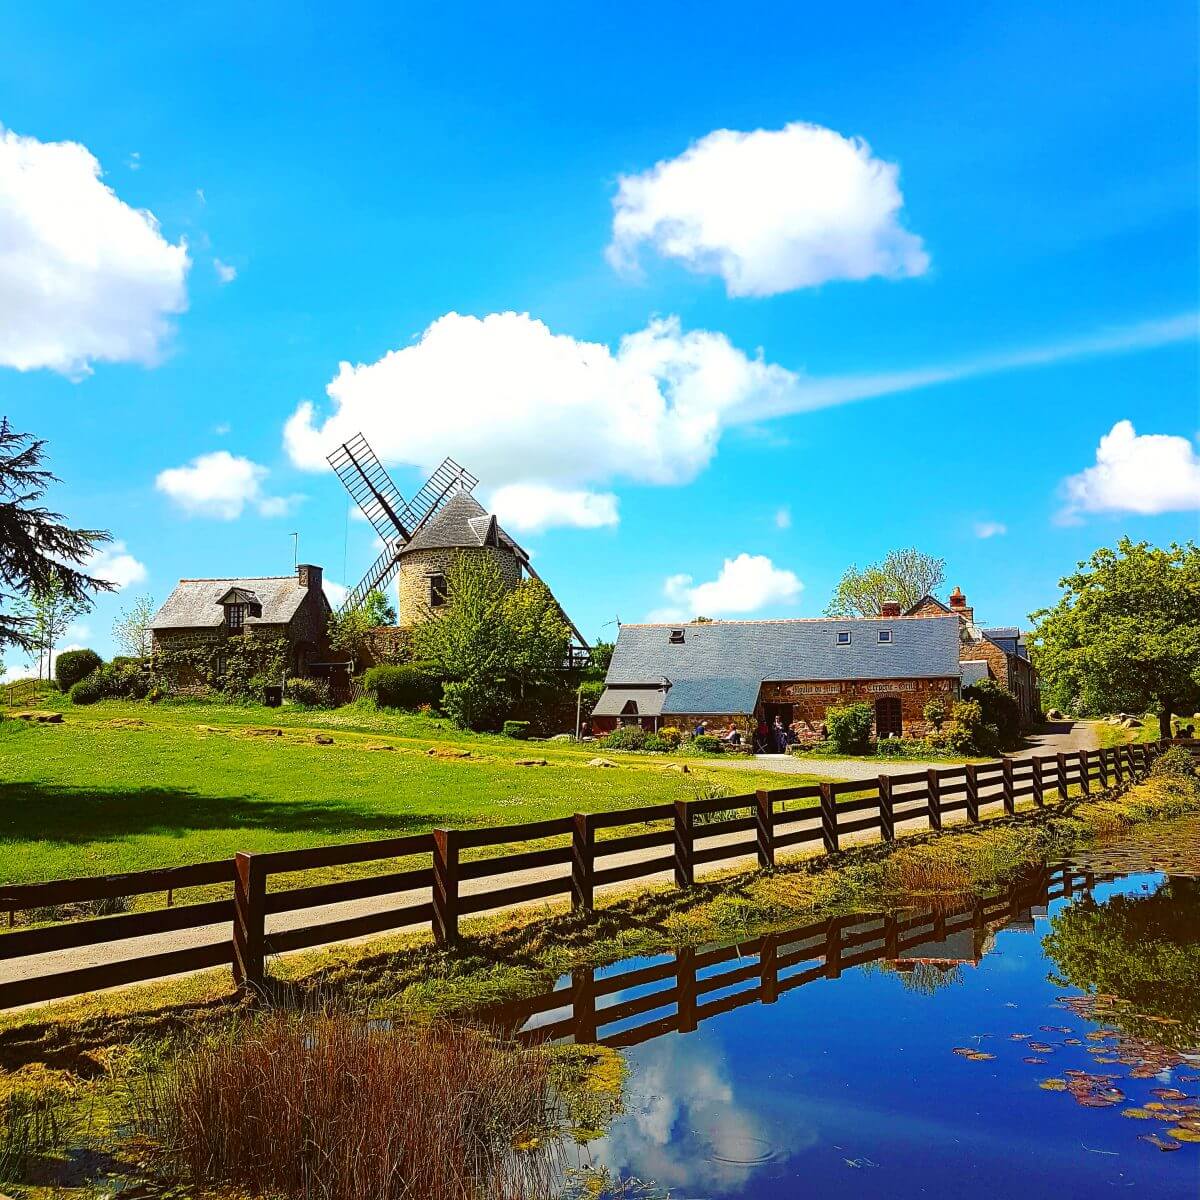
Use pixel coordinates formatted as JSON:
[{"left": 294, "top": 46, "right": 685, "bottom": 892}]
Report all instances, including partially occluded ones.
[
  {"left": 339, "top": 544, "right": 403, "bottom": 615},
  {"left": 327, "top": 434, "right": 412, "bottom": 542},
  {"left": 397, "top": 457, "right": 479, "bottom": 535}
]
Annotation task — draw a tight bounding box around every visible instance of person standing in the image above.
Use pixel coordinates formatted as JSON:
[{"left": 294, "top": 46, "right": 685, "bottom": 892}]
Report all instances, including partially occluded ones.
[{"left": 772, "top": 715, "right": 788, "bottom": 754}]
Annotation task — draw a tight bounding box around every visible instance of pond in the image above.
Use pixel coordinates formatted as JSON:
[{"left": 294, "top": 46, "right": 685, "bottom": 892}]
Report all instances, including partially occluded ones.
[{"left": 495, "top": 817, "right": 1200, "bottom": 1198}]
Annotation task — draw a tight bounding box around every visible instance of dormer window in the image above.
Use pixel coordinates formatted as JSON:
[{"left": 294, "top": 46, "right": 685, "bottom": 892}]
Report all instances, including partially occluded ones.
[
  {"left": 878, "top": 629, "right": 893, "bottom": 643},
  {"left": 669, "top": 629, "right": 685, "bottom": 644},
  {"left": 226, "top": 603, "right": 246, "bottom": 633},
  {"left": 836, "top": 630, "right": 851, "bottom": 645}
]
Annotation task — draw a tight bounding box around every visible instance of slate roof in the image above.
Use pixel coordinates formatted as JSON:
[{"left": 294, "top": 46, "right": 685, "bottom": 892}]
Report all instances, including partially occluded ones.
[
  {"left": 592, "top": 686, "right": 668, "bottom": 718},
  {"left": 960, "top": 660, "right": 992, "bottom": 687},
  {"left": 398, "top": 492, "right": 524, "bottom": 557},
  {"left": 603, "top": 615, "right": 962, "bottom": 716},
  {"left": 151, "top": 576, "right": 315, "bottom": 630}
]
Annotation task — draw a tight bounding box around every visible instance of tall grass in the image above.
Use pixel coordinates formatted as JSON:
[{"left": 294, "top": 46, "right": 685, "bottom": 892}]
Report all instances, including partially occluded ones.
[{"left": 145, "top": 1011, "right": 564, "bottom": 1200}]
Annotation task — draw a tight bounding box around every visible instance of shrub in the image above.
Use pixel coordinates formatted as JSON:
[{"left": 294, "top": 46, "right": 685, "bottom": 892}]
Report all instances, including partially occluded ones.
[
  {"left": 691, "top": 733, "right": 724, "bottom": 755},
  {"left": 286, "top": 677, "right": 331, "bottom": 708},
  {"left": 54, "top": 648, "right": 101, "bottom": 692},
  {"left": 931, "top": 698, "right": 999, "bottom": 755},
  {"left": 68, "top": 672, "right": 108, "bottom": 705},
  {"left": 501, "top": 719, "right": 530, "bottom": 739},
  {"left": 963, "top": 679, "right": 1022, "bottom": 746},
  {"left": 1150, "top": 746, "right": 1197, "bottom": 782},
  {"left": 825, "top": 701, "right": 873, "bottom": 754},
  {"left": 69, "top": 661, "right": 151, "bottom": 704},
  {"left": 876, "top": 737, "right": 930, "bottom": 759},
  {"left": 643, "top": 733, "right": 671, "bottom": 752},
  {"left": 600, "top": 724, "right": 648, "bottom": 751},
  {"left": 440, "top": 679, "right": 508, "bottom": 731},
  {"left": 363, "top": 663, "right": 442, "bottom": 711},
  {"left": 922, "top": 696, "right": 948, "bottom": 731},
  {"left": 656, "top": 726, "right": 683, "bottom": 749}
]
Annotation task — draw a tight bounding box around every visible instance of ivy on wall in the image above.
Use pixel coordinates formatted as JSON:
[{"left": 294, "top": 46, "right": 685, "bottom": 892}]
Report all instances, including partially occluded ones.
[{"left": 152, "top": 634, "right": 290, "bottom": 698}]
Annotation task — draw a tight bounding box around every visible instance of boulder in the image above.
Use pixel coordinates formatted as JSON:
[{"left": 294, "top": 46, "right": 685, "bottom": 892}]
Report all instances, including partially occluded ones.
[
  {"left": 1121, "top": 718, "right": 1142, "bottom": 728},
  {"left": 515, "top": 758, "right": 548, "bottom": 767},
  {"left": 366, "top": 743, "right": 396, "bottom": 752},
  {"left": 663, "top": 763, "right": 691, "bottom": 774},
  {"left": 313, "top": 734, "right": 334, "bottom": 745},
  {"left": 427, "top": 747, "right": 471, "bottom": 758},
  {"left": 587, "top": 757, "right": 617, "bottom": 768},
  {"left": 1045, "top": 709, "right": 1066, "bottom": 722},
  {"left": 12, "top": 710, "right": 63, "bottom": 723},
  {"left": 547, "top": 733, "right": 574, "bottom": 742}
]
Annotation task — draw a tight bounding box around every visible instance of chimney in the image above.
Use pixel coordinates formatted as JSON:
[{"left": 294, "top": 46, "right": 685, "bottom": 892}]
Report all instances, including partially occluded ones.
[
  {"left": 297, "top": 563, "right": 322, "bottom": 592},
  {"left": 880, "top": 600, "right": 902, "bottom": 617},
  {"left": 948, "top": 586, "right": 974, "bottom": 624}
]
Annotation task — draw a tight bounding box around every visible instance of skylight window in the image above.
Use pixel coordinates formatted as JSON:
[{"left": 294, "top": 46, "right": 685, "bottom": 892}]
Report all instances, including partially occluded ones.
[
  {"left": 878, "top": 629, "right": 893, "bottom": 643},
  {"left": 669, "top": 629, "right": 685, "bottom": 644},
  {"left": 836, "top": 630, "right": 851, "bottom": 646}
]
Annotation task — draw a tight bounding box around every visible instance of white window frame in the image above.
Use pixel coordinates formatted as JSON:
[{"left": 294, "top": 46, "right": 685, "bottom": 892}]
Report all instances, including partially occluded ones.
[
  {"left": 836, "top": 630, "right": 851, "bottom": 646},
  {"left": 878, "top": 629, "right": 893, "bottom": 643}
]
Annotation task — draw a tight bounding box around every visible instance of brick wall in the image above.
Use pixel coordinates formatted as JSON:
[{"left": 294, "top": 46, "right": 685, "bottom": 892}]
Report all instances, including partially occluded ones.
[
  {"left": 396, "top": 546, "right": 522, "bottom": 626},
  {"left": 760, "top": 677, "right": 958, "bottom": 742}
]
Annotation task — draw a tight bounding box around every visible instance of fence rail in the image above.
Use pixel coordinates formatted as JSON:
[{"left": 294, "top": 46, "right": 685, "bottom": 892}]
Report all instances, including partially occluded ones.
[{"left": 0, "top": 738, "right": 1193, "bottom": 1008}]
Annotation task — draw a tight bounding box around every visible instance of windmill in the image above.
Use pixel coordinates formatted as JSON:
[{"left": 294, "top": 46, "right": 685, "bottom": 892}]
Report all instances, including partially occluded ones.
[{"left": 327, "top": 433, "right": 479, "bottom": 615}]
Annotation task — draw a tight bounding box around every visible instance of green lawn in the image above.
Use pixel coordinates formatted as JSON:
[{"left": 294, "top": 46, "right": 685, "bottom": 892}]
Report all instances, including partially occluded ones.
[{"left": 0, "top": 698, "right": 825, "bottom": 885}]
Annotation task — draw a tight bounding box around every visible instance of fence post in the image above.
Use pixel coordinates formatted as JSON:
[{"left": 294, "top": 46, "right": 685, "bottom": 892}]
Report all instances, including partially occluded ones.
[
  {"left": 759, "top": 933, "right": 778, "bottom": 1004},
  {"left": 878, "top": 775, "right": 895, "bottom": 842},
  {"left": 1078, "top": 750, "right": 1090, "bottom": 797},
  {"left": 1001, "top": 757, "right": 1015, "bottom": 816},
  {"left": 964, "top": 762, "right": 980, "bottom": 823},
  {"left": 884, "top": 913, "right": 899, "bottom": 960},
  {"left": 432, "top": 829, "right": 460, "bottom": 946},
  {"left": 1057, "top": 752, "right": 1069, "bottom": 801},
  {"left": 824, "top": 917, "right": 842, "bottom": 979},
  {"left": 1098, "top": 747, "right": 1109, "bottom": 790},
  {"left": 1111, "top": 745, "right": 1123, "bottom": 785},
  {"left": 673, "top": 800, "right": 694, "bottom": 888},
  {"left": 819, "top": 782, "right": 839, "bottom": 853},
  {"left": 676, "top": 946, "right": 697, "bottom": 1033},
  {"left": 571, "top": 813, "right": 594, "bottom": 914},
  {"left": 926, "top": 769, "right": 942, "bottom": 832},
  {"left": 755, "top": 790, "right": 775, "bottom": 869},
  {"left": 571, "top": 966, "right": 597, "bottom": 1044},
  {"left": 1030, "top": 756, "right": 1044, "bottom": 808},
  {"left": 232, "top": 851, "right": 266, "bottom": 991}
]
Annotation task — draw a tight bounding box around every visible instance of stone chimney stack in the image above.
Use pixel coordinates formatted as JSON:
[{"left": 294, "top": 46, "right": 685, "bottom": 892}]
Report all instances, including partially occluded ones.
[
  {"left": 948, "top": 586, "right": 974, "bottom": 624},
  {"left": 297, "top": 563, "right": 322, "bottom": 592},
  {"left": 880, "top": 600, "right": 902, "bottom": 617}
]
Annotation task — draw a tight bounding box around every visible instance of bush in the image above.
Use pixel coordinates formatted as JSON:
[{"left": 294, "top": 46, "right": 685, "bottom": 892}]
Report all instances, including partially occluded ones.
[
  {"left": 691, "top": 733, "right": 724, "bottom": 755},
  {"left": 286, "top": 677, "right": 331, "bottom": 708},
  {"left": 68, "top": 672, "right": 109, "bottom": 705},
  {"left": 963, "top": 679, "right": 1022, "bottom": 747},
  {"left": 1150, "top": 746, "right": 1197, "bottom": 782},
  {"left": 922, "top": 696, "right": 948, "bottom": 731},
  {"left": 54, "top": 648, "right": 101, "bottom": 692},
  {"left": 825, "top": 701, "right": 873, "bottom": 754},
  {"left": 642, "top": 733, "right": 671, "bottom": 752},
  {"left": 600, "top": 724, "right": 648, "bottom": 751},
  {"left": 656, "top": 726, "right": 683, "bottom": 749},
  {"left": 876, "top": 737, "right": 930, "bottom": 759},
  {"left": 440, "top": 679, "right": 508, "bottom": 731},
  {"left": 930, "top": 698, "right": 999, "bottom": 755},
  {"left": 502, "top": 719, "right": 530, "bottom": 739},
  {"left": 363, "top": 663, "right": 442, "bottom": 711}
]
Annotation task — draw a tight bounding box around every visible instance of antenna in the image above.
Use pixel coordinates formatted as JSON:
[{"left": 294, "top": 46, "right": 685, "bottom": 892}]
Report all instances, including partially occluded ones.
[{"left": 290, "top": 532, "right": 299, "bottom": 569}]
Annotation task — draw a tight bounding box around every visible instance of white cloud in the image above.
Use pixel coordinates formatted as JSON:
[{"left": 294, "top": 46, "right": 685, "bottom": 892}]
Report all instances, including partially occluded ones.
[
  {"left": 973, "top": 521, "right": 1007, "bottom": 539},
  {"left": 1060, "top": 420, "right": 1200, "bottom": 520},
  {"left": 654, "top": 553, "right": 803, "bottom": 619},
  {"left": 88, "top": 541, "right": 147, "bottom": 590},
  {"left": 155, "top": 450, "right": 297, "bottom": 519},
  {"left": 214, "top": 422, "right": 231, "bottom": 436},
  {"left": 323, "top": 579, "right": 349, "bottom": 608},
  {"left": 774, "top": 505, "right": 792, "bottom": 530},
  {"left": 489, "top": 483, "right": 618, "bottom": 533},
  {"left": 213, "top": 258, "right": 237, "bottom": 284},
  {"left": 284, "top": 309, "right": 1198, "bottom": 531},
  {"left": 127, "top": 151, "right": 141, "bottom": 171},
  {"left": 0, "top": 124, "right": 189, "bottom": 377},
  {"left": 608, "top": 121, "right": 929, "bottom": 297}
]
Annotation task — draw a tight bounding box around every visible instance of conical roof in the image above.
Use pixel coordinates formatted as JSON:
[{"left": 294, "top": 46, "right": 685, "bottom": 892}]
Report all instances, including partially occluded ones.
[{"left": 398, "top": 491, "right": 523, "bottom": 556}]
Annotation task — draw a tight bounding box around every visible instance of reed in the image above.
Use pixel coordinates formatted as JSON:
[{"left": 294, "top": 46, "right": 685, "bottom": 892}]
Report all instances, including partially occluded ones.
[{"left": 150, "top": 1011, "right": 563, "bottom": 1200}]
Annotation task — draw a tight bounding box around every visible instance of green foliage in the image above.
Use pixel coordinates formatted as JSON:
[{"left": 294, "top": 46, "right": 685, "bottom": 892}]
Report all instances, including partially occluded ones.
[
  {"left": 642, "top": 733, "right": 671, "bottom": 752},
  {"left": 440, "top": 678, "right": 508, "bottom": 731},
  {"left": 502, "top": 719, "right": 530, "bottom": 739},
  {"left": 500, "top": 577, "right": 572, "bottom": 697},
  {"left": 68, "top": 672, "right": 108, "bottom": 705},
  {"left": 1029, "top": 538, "right": 1200, "bottom": 732},
  {"left": 825, "top": 548, "right": 945, "bottom": 616},
  {"left": 69, "top": 659, "right": 152, "bottom": 704},
  {"left": 928, "top": 698, "right": 999, "bottom": 755},
  {"left": 875, "top": 737, "right": 931, "bottom": 759},
  {"left": 362, "top": 588, "right": 397, "bottom": 627},
  {"left": 577, "top": 679, "right": 605, "bottom": 720},
  {"left": 691, "top": 733, "right": 724, "bottom": 755},
  {"left": 286, "top": 677, "right": 331, "bottom": 708},
  {"left": 1150, "top": 746, "right": 1198, "bottom": 782},
  {"left": 363, "top": 663, "right": 442, "bottom": 710},
  {"left": 589, "top": 640, "right": 614, "bottom": 672},
  {"left": 152, "top": 635, "right": 290, "bottom": 700},
  {"left": 922, "top": 696, "right": 948, "bottom": 730},
  {"left": 600, "top": 724, "right": 648, "bottom": 751},
  {"left": 825, "top": 701, "right": 873, "bottom": 753},
  {"left": 327, "top": 605, "right": 371, "bottom": 660},
  {"left": 655, "top": 726, "right": 683, "bottom": 749},
  {"left": 54, "top": 647, "right": 101, "bottom": 691},
  {"left": 111, "top": 592, "right": 156, "bottom": 658},
  {"left": 963, "top": 678, "right": 1022, "bottom": 746},
  {"left": 411, "top": 555, "right": 512, "bottom": 686}
]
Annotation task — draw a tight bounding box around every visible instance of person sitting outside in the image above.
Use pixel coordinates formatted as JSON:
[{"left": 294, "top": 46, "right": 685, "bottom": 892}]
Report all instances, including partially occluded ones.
[
  {"left": 719, "top": 722, "right": 742, "bottom": 746},
  {"left": 693, "top": 720, "right": 708, "bottom": 738}
]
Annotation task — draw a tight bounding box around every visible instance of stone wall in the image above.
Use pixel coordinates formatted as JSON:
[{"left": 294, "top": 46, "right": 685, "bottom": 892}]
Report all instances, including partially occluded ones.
[
  {"left": 760, "top": 676, "right": 958, "bottom": 742},
  {"left": 396, "top": 546, "right": 522, "bottom": 626}
]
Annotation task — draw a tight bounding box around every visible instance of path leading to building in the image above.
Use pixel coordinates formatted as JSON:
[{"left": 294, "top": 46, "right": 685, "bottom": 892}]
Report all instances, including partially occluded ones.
[{"left": 708, "top": 720, "right": 1102, "bottom": 782}]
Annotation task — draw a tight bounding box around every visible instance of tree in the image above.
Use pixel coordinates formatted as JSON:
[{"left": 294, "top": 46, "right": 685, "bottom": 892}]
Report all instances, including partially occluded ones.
[
  {"left": 0, "top": 419, "right": 113, "bottom": 651},
  {"left": 826, "top": 548, "right": 946, "bottom": 616},
  {"left": 112, "top": 593, "right": 156, "bottom": 658},
  {"left": 23, "top": 575, "right": 87, "bottom": 680},
  {"left": 1028, "top": 538, "right": 1200, "bottom": 737},
  {"left": 589, "top": 640, "right": 614, "bottom": 673},
  {"left": 501, "top": 578, "right": 571, "bottom": 698},
  {"left": 362, "top": 589, "right": 396, "bottom": 627}
]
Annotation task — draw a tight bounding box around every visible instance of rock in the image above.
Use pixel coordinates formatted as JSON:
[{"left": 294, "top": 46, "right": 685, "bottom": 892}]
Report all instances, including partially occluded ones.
[
  {"left": 313, "top": 734, "right": 334, "bottom": 745},
  {"left": 1045, "top": 709, "right": 1066, "bottom": 722},
  {"left": 1121, "top": 718, "right": 1142, "bottom": 728},
  {"left": 12, "top": 710, "right": 63, "bottom": 723},
  {"left": 242, "top": 727, "right": 283, "bottom": 737},
  {"left": 366, "top": 743, "right": 396, "bottom": 752},
  {"left": 196, "top": 724, "right": 226, "bottom": 733},
  {"left": 515, "top": 758, "right": 548, "bottom": 767},
  {"left": 427, "top": 747, "right": 471, "bottom": 758},
  {"left": 587, "top": 757, "right": 617, "bottom": 768},
  {"left": 664, "top": 763, "right": 690, "bottom": 773},
  {"left": 547, "top": 733, "right": 574, "bottom": 742}
]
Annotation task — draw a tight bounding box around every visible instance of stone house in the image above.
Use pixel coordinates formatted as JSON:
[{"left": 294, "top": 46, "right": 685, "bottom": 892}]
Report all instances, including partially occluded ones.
[
  {"left": 592, "top": 613, "right": 963, "bottom": 743},
  {"left": 150, "top": 564, "right": 332, "bottom": 687},
  {"left": 906, "top": 588, "right": 1039, "bottom": 725}
]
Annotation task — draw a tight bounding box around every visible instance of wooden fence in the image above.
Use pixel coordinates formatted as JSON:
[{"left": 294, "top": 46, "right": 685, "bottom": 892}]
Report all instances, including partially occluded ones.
[
  {"left": 495, "top": 863, "right": 1093, "bottom": 1048},
  {"left": 0, "top": 738, "right": 1193, "bottom": 1008}
]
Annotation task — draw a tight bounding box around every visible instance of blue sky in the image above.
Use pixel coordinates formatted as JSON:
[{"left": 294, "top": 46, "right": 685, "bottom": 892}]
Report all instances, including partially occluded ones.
[{"left": 2, "top": 2, "right": 1198, "bottom": 666}]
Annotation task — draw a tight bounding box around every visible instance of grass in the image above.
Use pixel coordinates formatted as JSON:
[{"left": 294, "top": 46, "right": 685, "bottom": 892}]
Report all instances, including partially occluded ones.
[{"left": 0, "top": 697, "right": 824, "bottom": 885}]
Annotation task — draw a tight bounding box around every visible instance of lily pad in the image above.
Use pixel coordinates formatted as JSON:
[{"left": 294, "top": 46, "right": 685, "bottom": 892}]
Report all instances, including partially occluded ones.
[
  {"left": 1039, "top": 1079, "right": 1068, "bottom": 1092},
  {"left": 1122, "top": 1108, "right": 1155, "bottom": 1120},
  {"left": 1166, "top": 1127, "right": 1200, "bottom": 1143},
  {"left": 1140, "top": 1133, "right": 1182, "bottom": 1152}
]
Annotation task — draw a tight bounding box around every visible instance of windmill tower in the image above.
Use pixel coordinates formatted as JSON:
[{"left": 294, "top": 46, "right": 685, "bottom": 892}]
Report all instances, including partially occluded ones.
[{"left": 327, "top": 434, "right": 589, "bottom": 657}]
